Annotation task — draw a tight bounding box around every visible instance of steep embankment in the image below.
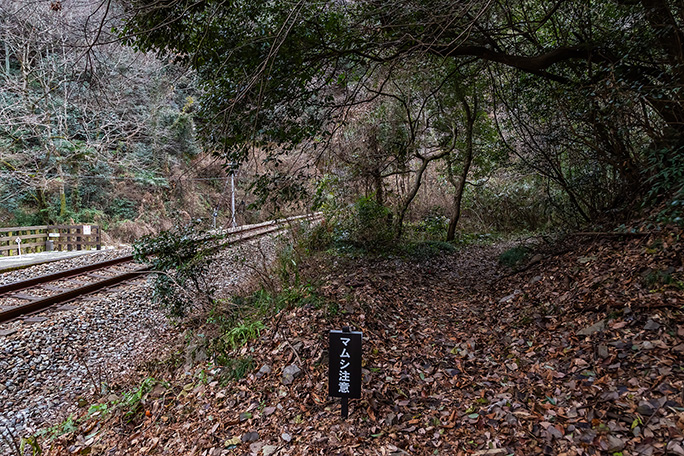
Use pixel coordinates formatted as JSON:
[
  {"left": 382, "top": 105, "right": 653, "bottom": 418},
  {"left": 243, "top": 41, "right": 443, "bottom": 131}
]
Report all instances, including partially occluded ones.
[{"left": 39, "top": 228, "right": 683, "bottom": 455}]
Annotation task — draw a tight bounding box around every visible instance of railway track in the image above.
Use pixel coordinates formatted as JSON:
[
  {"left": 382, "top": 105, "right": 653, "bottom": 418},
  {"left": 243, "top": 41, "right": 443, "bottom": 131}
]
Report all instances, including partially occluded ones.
[{"left": 0, "top": 214, "right": 320, "bottom": 323}]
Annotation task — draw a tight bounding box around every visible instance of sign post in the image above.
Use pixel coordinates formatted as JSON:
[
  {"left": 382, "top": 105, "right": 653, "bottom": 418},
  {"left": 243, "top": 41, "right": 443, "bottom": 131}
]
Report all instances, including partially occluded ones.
[
  {"left": 329, "top": 326, "right": 362, "bottom": 419},
  {"left": 15, "top": 237, "right": 21, "bottom": 256}
]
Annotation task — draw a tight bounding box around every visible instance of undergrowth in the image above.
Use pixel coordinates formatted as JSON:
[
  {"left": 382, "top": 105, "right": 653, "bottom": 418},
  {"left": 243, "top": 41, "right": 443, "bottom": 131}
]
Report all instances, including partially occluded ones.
[
  {"left": 217, "top": 357, "right": 255, "bottom": 383},
  {"left": 499, "top": 245, "right": 531, "bottom": 268},
  {"left": 133, "top": 220, "right": 221, "bottom": 318},
  {"left": 27, "top": 377, "right": 168, "bottom": 453}
]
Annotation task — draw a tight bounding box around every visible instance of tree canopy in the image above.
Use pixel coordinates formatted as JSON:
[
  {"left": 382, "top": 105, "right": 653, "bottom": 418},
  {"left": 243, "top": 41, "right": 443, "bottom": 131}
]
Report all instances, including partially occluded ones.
[
  {"left": 115, "top": 1, "right": 683, "bottom": 233},
  {"left": 122, "top": 2, "right": 682, "bottom": 132}
]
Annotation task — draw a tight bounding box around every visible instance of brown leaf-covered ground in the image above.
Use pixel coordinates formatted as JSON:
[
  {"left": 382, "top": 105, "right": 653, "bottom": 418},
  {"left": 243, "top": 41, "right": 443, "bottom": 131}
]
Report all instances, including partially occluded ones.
[{"left": 42, "top": 228, "right": 684, "bottom": 456}]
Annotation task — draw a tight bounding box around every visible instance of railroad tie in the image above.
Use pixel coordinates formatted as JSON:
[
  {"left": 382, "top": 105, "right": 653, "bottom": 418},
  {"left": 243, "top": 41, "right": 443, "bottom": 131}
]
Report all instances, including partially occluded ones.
[
  {"left": 41, "top": 285, "right": 69, "bottom": 292},
  {"left": 10, "top": 293, "right": 41, "bottom": 301}
]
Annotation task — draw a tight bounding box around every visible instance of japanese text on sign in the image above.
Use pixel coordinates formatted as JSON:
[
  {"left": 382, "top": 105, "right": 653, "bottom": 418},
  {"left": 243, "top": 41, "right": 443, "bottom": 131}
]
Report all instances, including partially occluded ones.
[{"left": 329, "top": 329, "right": 362, "bottom": 398}]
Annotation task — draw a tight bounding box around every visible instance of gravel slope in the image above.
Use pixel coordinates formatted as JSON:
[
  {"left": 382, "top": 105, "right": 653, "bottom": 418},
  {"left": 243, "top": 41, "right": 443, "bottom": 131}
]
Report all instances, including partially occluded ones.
[{"left": 0, "top": 235, "right": 281, "bottom": 454}]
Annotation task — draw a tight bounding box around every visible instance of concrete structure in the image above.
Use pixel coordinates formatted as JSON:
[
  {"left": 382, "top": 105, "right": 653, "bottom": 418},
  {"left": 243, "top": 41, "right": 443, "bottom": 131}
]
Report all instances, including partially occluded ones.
[{"left": 0, "top": 249, "right": 101, "bottom": 273}]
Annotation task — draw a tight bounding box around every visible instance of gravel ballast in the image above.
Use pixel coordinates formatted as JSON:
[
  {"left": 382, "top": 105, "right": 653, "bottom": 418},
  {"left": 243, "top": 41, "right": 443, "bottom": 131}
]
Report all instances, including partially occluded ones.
[
  {"left": 0, "top": 234, "right": 282, "bottom": 454},
  {"left": 0, "top": 248, "right": 133, "bottom": 286}
]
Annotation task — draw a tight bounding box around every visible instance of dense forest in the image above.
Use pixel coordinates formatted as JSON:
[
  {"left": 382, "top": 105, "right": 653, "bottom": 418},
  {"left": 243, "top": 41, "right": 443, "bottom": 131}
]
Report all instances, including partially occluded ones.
[{"left": 3, "top": 0, "right": 683, "bottom": 245}]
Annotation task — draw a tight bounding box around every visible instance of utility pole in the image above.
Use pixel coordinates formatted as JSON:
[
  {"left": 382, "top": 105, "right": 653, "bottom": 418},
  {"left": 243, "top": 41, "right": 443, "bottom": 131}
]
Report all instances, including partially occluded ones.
[{"left": 231, "top": 170, "right": 237, "bottom": 228}]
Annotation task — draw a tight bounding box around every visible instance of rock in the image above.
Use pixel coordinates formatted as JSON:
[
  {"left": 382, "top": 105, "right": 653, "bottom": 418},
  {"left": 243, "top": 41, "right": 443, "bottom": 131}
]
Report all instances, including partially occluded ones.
[
  {"left": 634, "top": 443, "right": 655, "bottom": 455},
  {"left": 636, "top": 401, "right": 656, "bottom": 416},
  {"left": 241, "top": 431, "right": 259, "bottom": 442},
  {"left": 256, "top": 364, "right": 272, "bottom": 378},
  {"left": 282, "top": 364, "right": 302, "bottom": 385},
  {"left": 262, "top": 406, "right": 276, "bottom": 416},
  {"left": 644, "top": 319, "right": 660, "bottom": 331},
  {"left": 547, "top": 426, "right": 563, "bottom": 439},
  {"left": 600, "top": 391, "right": 619, "bottom": 401},
  {"left": 499, "top": 290, "right": 522, "bottom": 304},
  {"left": 262, "top": 445, "right": 278, "bottom": 456},
  {"left": 528, "top": 254, "right": 543, "bottom": 265},
  {"left": 281, "top": 432, "right": 292, "bottom": 442},
  {"left": 473, "top": 449, "right": 507, "bottom": 455},
  {"left": 504, "top": 413, "right": 517, "bottom": 426},
  {"left": 187, "top": 342, "right": 207, "bottom": 364},
  {"left": 389, "top": 450, "right": 410, "bottom": 456},
  {"left": 641, "top": 341, "right": 655, "bottom": 350},
  {"left": 668, "top": 441, "right": 684, "bottom": 456},
  {"left": 597, "top": 344, "right": 609, "bottom": 359},
  {"left": 578, "top": 429, "right": 597, "bottom": 443},
  {"left": 607, "top": 435, "right": 625, "bottom": 452},
  {"left": 577, "top": 319, "right": 605, "bottom": 336},
  {"left": 249, "top": 442, "right": 263, "bottom": 455}
]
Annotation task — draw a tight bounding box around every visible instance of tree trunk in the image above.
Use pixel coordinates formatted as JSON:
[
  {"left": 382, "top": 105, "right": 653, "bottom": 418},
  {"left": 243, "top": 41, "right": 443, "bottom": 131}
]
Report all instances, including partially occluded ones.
[
  {"left": 372, "top": 168, "right": 384, "bottom": 206},
  {"left": 395, "top": 149, "right": 451, "bottom": 239},
  {"left": 446, "top": 149, "right": 473, "bottom": 241},
  {"left": 641, "top": 0, "right": 684, "bottom": 140},
  {"left": 447, "top": 95, "right": 476, "bottom": 241},
  {"left": 34, "top": 188, "right": 49, "bottom": 224},
  {"left": 4, "top": 41, "right": 9, "bottom": 75},
  {"left": 395, "top": 157, "right": 429, "bottom": 240}
]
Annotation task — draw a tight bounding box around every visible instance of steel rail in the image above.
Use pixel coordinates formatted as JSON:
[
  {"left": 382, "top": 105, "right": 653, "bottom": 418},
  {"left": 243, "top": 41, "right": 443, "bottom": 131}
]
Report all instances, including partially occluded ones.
[
  {"left": 0, "top": 266, "right": 150, "bottom": 322},
  {"left": 0, "top": 213, "right": 320, "bottom": 295},
  {"left": 0, "top": 213, "right": 322, "bottom": 323},
  {"left": 0, "top": 255, "right": 134, "bottom": 296}
]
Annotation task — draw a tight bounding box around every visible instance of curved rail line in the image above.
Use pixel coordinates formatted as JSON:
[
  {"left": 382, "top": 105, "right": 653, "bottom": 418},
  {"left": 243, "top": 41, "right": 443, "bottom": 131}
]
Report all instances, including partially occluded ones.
[{"left": 0, "top": 214, "right": 321, "bottom": 323}]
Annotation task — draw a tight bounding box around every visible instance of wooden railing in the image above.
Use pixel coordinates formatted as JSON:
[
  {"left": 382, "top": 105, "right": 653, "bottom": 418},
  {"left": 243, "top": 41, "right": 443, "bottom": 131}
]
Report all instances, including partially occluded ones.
[{"left": 0, "top": 225, "right": 101, "bottom": 256}]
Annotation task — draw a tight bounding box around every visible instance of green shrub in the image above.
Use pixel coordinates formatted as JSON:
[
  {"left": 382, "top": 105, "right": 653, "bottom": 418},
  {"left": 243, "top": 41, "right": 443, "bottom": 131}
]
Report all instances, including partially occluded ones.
[
  {"left": 499, "top": 246, "right": 531, "bottom": 268},
  {"left": 232, "top": 285, "right": 325, "bottom": 316},
  {"left": 461, "top": 173, "right": 559, "bottom": 232},
  {"left": 221, "top": 320, "right": 266, "bottom": 351},
  {"left": 402, "top": 240, "right": 456, "bottom": 259},
  {"left": 301, "top": 222, "right": 334, "bottom": 252},
  {"left": 652, "top": 194, "right": 684, "bottom": 226},
  {"left": 330, "top": 196, "right": 394, "bottom": 251},
  {"left": 417, "top": 214, "right": 450, "bottom": 237},
  {"left": 216, "top": 356, "right": 254, "bottom": 382},
  {"left": 110, "top": 197, "right": 138, "bottom": 221},
  {"left": 642, "top": 268, "right": 682, "bottom": 290},
  {"left": 209, "top": 284, "right": 327, "bottom": 367},
  {"left": 133, "top": 220, "right": 218, "bottom": 318},
  {"left": 119, "top": 377, "right": 160, "bottom": 420},
  {"left": 277, "top": 243, "right": 300, "bottom": 287},
  {"left": 645, "top": 145, "right": 684, "bottom": 202},
  {"left": 10, "top": 209, "right": 48, "bottom": 227}
]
